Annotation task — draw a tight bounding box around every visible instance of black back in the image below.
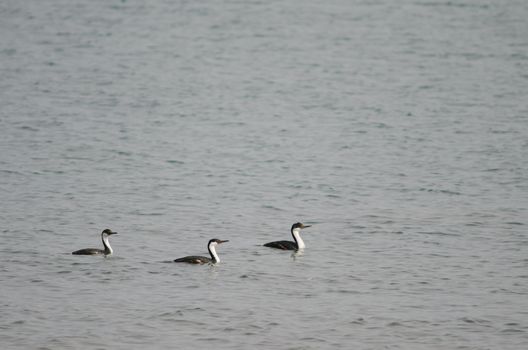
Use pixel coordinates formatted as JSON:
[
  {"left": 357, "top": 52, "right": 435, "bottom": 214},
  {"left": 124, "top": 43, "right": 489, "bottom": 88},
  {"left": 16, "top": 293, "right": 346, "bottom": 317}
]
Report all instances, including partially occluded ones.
[
  {"left": 174, "top": 255, "right": 212, "bottom": 264},
  {"left": 263, "top": 240, "right": 297, "bottom": 250},
  {"left": 72, "top": 248, "right": 105, "bottom": 255}
]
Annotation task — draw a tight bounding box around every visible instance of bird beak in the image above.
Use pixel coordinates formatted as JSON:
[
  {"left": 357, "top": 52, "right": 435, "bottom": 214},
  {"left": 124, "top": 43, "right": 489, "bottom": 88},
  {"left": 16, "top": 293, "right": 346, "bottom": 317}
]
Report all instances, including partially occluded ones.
[
  {"left": 302, "top": 225, "right": 311, "bottom": 229},
  {"left": 111, "top": 231, "right": 118, "bottom": 235},
  {"left": 219, "top": 240, "right": 229, "bottom": 244}
]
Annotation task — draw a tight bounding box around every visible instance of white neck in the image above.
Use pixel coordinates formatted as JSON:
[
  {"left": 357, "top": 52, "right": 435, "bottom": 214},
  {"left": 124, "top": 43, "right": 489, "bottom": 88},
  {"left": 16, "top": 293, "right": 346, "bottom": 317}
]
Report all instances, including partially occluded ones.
[
  {"left": 209, "top": 243, "right": 220, "bottom": 262},
  {"left": 292, "top": 228, "right": 305, "bottom": 249},
  {"left": 102, "top": 234, "right": 113, "bottom": 255}
]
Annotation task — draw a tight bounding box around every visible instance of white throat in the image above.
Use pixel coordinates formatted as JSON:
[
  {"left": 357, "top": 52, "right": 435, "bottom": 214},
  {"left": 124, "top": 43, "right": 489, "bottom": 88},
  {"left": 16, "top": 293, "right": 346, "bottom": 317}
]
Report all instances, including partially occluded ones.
[
  {"left": 209, "top": 243, "right": 220, "bottom": 262},
  {"left": 102, "top": 234, "right": 113, "bottom": 255},
  {"left": 292, "top": 228, "right": 305, "bottom": 249}
]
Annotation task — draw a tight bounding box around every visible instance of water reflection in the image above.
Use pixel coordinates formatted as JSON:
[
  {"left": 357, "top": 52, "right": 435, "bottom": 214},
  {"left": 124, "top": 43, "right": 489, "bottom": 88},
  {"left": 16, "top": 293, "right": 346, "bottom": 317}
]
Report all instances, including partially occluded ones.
[{"left": 291, "top": 249, "right": 305, "bottom": 260}]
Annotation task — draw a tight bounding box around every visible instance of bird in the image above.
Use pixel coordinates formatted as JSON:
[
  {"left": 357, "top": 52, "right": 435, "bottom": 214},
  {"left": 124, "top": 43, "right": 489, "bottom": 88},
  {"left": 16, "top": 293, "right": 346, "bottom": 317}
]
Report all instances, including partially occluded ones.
[
  {"left": 264, "top": 222, "right": 311, "bottom": 250},
  {"left": 72, "top": 229, "right": 118, "bottom": 255},
  {"left": 174, "top": 238, "right": 229, "bottom": 264}
]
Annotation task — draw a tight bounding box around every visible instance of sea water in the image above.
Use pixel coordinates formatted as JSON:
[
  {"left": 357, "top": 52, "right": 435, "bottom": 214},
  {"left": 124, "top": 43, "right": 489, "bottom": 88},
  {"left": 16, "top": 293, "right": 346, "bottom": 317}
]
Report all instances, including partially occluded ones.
[{"left": 1, "top": 1, "right": 527, "bottom": 349}]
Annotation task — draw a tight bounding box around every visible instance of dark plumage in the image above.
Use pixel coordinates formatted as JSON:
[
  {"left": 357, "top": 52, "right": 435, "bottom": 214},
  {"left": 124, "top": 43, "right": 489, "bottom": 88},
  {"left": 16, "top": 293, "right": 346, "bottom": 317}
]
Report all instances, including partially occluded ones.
[
  {"left": 264, "top": 222, "right": 311, "bottom": 250},
  {"left": 72, "top": 229, "right": 118, "bottom": 256},
  {"left": 174, "top": 255, "right": 214, "bottom": 264},
  {"left": 263, "top": 240, "right": 298, "bottom": 250},
  {"left": 72, "top": 248, "right": 106, "bottom": 255},
  {"left": 174, "top": 238, "right": 228, "bottom": 264}
]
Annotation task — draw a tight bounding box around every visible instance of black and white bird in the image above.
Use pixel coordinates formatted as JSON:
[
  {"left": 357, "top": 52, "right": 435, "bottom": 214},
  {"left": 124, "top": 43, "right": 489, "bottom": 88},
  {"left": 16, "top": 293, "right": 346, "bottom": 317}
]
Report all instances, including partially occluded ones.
[
  {"left": 72, "top": 229, "right": 118, "bottom": 256},
  {"left": 174, "top": 238, "right": 229, "bottom": 264},
  {"left": 264, "top": 222, "right": 311, "bottom": 250}
]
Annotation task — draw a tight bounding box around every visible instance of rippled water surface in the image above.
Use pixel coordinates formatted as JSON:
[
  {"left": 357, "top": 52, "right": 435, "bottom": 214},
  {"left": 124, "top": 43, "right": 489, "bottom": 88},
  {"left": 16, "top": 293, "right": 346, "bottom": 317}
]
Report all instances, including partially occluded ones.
[{"left": 1, "top": 0, "right": 527, "bottom": 349}]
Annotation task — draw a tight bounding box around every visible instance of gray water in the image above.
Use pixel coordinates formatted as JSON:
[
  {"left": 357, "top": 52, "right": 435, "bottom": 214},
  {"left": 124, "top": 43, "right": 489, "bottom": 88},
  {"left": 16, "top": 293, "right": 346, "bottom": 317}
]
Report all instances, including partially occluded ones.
[{"left": 1, "top": 0, "right": 527, "bottom": 349}]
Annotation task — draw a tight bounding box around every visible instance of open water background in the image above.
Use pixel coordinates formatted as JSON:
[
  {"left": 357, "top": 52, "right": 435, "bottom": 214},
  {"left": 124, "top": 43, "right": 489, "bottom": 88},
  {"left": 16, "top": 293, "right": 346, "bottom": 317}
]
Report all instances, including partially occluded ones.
[{"left": 1, "top": 0, "right": 527, "bottom": 349}]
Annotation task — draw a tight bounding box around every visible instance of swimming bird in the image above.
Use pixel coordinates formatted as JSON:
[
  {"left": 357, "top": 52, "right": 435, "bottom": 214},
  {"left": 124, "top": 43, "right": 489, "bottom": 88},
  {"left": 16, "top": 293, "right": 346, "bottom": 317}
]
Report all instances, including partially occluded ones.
[
  {"left": 72, "top": 229, "right": 118, "bottom": 255},
  {"left": 174, "top": 239, "right": 229, "bottom": 264},
  {"left": 264, "top": 222, "right": 311, "bottom": 250}
]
